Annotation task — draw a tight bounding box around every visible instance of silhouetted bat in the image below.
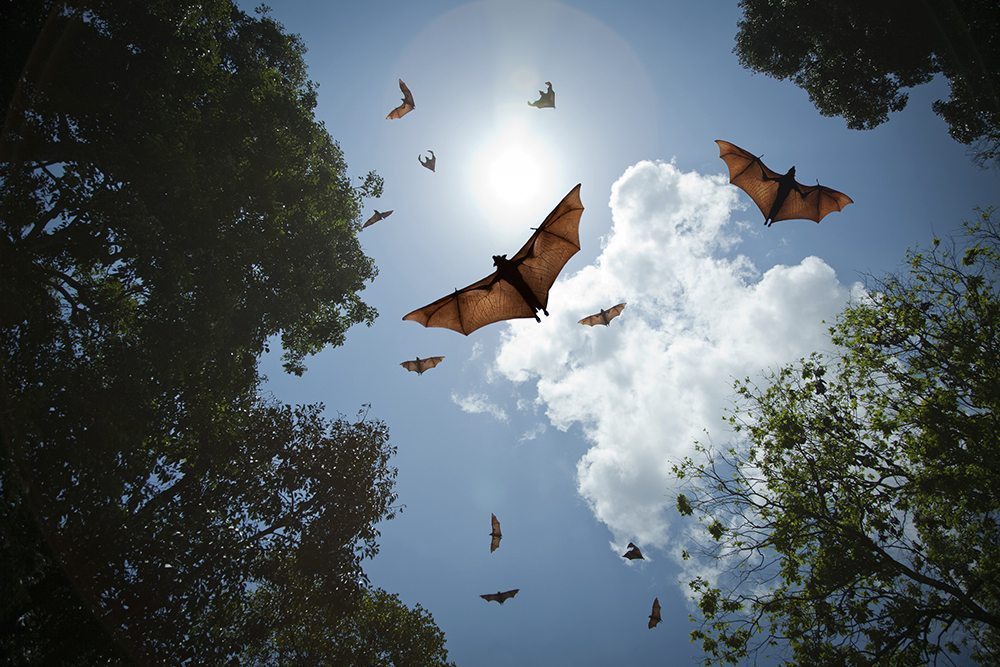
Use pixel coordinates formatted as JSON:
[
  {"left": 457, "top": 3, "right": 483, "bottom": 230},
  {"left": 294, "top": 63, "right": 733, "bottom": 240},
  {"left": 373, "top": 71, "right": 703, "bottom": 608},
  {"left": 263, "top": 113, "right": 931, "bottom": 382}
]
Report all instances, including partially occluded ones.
[
  {"left": 622, "top": 542, "right": 644, "bottom": 560},
  {"left": 386, "top": 79, "right": 415, "bottom": 119},
  {"left": 715, "top": 140, "right": 853, "bottom": 227},
  {"left": 648, "top": 597, "right": 661, "bottom": 629},
  {"left": 490, "top": 513, "right": 502, "bottom": 553},
  {"left": 362, "top": 209, "right": 393, "bottom": 229},
  {"left": 528, "top": 81, "right": 555, "bottom": 108},
  {"left": 419, "top": 150, "right": 436, "bottom": 172},
  {"left": 481, "top": 589, "right": 519, "bottom": 604},
  {"left": 579, "top": 302, "right": 627, "bottom": 327},
  {"left": 399, "top": 356, "right": 444, "bottom": 375},
  {"left": 402, "top": 184, "right": 583, "bottom": 335}
]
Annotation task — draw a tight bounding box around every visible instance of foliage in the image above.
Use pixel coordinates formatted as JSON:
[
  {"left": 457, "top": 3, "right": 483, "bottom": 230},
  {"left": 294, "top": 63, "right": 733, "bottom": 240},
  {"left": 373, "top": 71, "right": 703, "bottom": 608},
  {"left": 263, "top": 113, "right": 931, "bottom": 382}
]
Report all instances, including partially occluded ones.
[
  {"left": 734, "top": 0, "right": 1000, "bottom": 166},
  {"left": 675, "top": 211, "right": 1000, "bottom": 665},
  {"left": 0, "top": 0, "right": 429, "bottom": 662}
]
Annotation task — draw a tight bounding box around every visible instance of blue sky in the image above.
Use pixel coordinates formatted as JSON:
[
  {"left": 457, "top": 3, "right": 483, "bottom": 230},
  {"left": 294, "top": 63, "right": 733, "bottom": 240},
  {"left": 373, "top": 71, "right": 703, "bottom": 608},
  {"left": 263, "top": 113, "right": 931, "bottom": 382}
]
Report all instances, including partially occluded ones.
[{"left": 253, "top": 1, "right": 999, "bottom": 664}]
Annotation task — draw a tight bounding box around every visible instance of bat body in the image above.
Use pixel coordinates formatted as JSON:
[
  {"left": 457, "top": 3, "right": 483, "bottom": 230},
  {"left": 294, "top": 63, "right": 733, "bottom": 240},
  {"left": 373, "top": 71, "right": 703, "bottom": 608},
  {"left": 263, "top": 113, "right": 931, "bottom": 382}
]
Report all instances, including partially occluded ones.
[
  {"left": 362, "top": 209, "right": 393, "bottom": 229},
  {"left": 399, "top": 356, "right": 444, "bottom": 375},
  {"left": 528, "top": 81, "right": 555, "bottom": 108},
  {"left": 648, "top": 597, "right": 661, "bottom": 629},
  {"left": 490, "top": 513, "right": 502, "bottom": 553},
  {"left": 579, "top": 302, "right": 627, "bottom": 327},
  {"left": 715, "top": 140, "right": 852, "bottom": 227},
  {"left": 386, "top": 79, "right": 415, "bottom": 119},
  {"left": 403, "top": 184, "right": 583, "bottom": 335},
  {"left": 419, "top": 150, "right": 436, "bottom": 172},
  {"left": 622, "top": 542, "right": 644, "bottom": 560},
  {"left": 481, "top": 589, "right": 519, "bottom": 604}
]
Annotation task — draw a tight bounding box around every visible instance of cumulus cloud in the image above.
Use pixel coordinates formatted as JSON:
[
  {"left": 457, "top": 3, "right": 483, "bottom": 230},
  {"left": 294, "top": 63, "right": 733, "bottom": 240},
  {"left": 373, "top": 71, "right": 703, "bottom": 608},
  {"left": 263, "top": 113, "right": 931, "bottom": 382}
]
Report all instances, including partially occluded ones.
[
  {"left": 492, "top": 160, "right": 860, "bottom": 550},
  {"left": 450, "top": 392, "right": 509, "bottom": 422}
]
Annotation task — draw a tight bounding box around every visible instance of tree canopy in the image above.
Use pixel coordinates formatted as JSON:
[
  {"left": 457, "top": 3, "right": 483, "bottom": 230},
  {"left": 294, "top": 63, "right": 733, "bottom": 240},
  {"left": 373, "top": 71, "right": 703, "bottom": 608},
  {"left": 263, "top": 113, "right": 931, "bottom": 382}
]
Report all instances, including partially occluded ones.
[
  {"left": 734, "top": 0, "right": 1000, "bottom": 166},
  {"left": 675, "top": 211, "right": 1000, "bottom": 665},
  {"left": 0, "top": 1, "right": 452, "bottom": 662}
]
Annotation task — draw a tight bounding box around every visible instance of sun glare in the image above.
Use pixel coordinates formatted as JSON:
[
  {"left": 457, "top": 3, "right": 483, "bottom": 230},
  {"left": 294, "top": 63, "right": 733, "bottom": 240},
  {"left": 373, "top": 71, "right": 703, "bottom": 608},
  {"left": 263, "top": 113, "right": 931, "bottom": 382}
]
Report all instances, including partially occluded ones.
[{"left": 470, "top": 122, "right": 559, "bottom": 222}]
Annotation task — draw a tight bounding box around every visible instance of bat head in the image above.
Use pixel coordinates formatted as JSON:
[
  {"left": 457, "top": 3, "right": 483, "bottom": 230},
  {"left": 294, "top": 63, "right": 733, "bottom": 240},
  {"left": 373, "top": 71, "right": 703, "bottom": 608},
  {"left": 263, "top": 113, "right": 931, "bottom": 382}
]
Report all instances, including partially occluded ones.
[
  {"left": 788, "top": 166, "right": 797, "bottom": 177},
  {"left": 492, "top": 254, "right": 509, "bottom": 267}
]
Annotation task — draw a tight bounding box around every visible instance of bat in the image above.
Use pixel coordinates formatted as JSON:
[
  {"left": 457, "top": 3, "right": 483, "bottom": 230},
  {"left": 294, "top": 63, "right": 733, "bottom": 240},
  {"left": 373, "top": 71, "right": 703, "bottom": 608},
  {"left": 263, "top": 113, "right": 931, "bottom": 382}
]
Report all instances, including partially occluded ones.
[
  {"left": 419, "top": 150, "right": 436, "bottom": 172},
  {"left": 399, "top": 356, "right": 444, "bottom": 375},
  {"left": 622, "top": 542, "right": 644, "bottom": 560},
  {"left": 528, "top": 81, "right": 555, "bottom": 108},
  {"left": 402, "top": 184, "right": 583, "bottom": 335},
  {"left": 481, "top": 589, "right": 519, "bottom": 604},
  {"left": 715, "top": 140, "right": 853, "bottom": 227},
  {"left": 386, "top": 79, "right": 415, "bottom": 119},
  {"left": 490, "top": 513, "right": 502, "bottom": 553},
  {"left": 648, "top": 597, "right": 661, "bottom": 629},
  {"left": 362, "top": 209, "right": 393, "bottom": 229},
  {"left": 579, "top": 302, "right": 627, "bottom": 327}
]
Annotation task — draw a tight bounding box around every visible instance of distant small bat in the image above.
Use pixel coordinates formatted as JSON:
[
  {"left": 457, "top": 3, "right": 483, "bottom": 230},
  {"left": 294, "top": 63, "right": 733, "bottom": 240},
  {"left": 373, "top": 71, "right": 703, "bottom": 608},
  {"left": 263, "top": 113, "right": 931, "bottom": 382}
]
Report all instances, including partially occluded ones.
[
  {"left": 419, "top": 150, "right": 436, "bottom": 171},
  {"left": 399, "top": 356, "right": 444, "bottom": 375},
  {"left": 528, "top": 81, "right": 555, "bottom": 108},
  {"left": 490, "top": 513, "right": 502, "bottom": 553},
  {"left": 622, "top": 542, "right": 644, "bottom": 560},
  {"left": 386, "top": 79, "right": 415, "bottom": 119},
  {"left": 579, "top": 302, "right": 627, "bottom": 327},
  {"left": 481, "top": 589, "right": 519, "bottom": 604},
  {"left": 403, "top": 184, "right": 583, "bottom": 334},
  {"left": 362, "top": 209, "right": 393, "bottom": 229},
  {"left": 715, "top": 140, "right": 852, "bottom": 227},
  {"left": 648, "top": 597, "right": 661, "bottom": 629}
]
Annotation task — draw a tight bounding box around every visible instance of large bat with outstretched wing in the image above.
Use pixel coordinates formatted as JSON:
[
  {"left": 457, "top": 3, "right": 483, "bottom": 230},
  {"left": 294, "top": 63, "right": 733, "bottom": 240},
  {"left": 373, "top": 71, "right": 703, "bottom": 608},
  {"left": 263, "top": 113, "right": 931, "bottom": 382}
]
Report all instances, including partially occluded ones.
[
  {"left": 403, "top": 184, "right": 583, "bottom": 335},
  {"left": 715, "top": 140, "right": 852, "bottom": 227}
]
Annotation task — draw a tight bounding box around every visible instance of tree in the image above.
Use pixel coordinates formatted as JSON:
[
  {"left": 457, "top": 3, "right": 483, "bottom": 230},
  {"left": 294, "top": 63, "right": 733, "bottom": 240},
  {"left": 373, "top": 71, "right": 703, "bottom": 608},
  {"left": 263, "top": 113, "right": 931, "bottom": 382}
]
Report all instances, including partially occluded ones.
[
  {"left": 675, "top": 211, "right": 1000, "bottom": 665},
  {"left": 0, "top": 0, "right": 438, "bottom": 662},
  {"left": 733, "top": 1, "right": 1000, "bottom": 166}
]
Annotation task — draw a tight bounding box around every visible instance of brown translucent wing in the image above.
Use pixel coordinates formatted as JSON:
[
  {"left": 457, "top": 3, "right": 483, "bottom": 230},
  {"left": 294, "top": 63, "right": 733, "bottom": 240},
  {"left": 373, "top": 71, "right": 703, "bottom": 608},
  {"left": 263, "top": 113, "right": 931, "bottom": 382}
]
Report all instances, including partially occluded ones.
[
  {"left": 648, "top": 597, "right": 661, "bottom": 629},
  {"left": 362, "top": 209, "right": 393, "bottom": 229},
  {"left": 403, "top": 273, "right": 537, "bottom": 335},
  {"left": 490, "top": 513, "right": 502, "bottom": 553},
  {"left": 771, "top": 183, "right": 854, "bottom": 223},
  {"left": 715, "top": 140, "right": 782, "bottom": 221},
  {"left": 386, "top": 79, "right": 415, "bottom": 119},
  {"left": 509, "top": 183, "right": 584, "bottom": 311}
]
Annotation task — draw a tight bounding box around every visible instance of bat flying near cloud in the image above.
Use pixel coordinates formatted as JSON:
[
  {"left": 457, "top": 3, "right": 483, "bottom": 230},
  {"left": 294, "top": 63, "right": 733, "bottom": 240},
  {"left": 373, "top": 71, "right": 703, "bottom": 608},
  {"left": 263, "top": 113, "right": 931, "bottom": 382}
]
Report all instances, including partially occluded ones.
[
  {"left": 622, "top": 542, "right": 644, "bottom": 560},
  {"left": 715, "top": 139, "right": 852, "bottom": 227},
  {"left": 579, "top": 302, "right": 627, "bottom": 327},
  {"left": 403, "top": 184, "right": 584, "bottom": 334}
]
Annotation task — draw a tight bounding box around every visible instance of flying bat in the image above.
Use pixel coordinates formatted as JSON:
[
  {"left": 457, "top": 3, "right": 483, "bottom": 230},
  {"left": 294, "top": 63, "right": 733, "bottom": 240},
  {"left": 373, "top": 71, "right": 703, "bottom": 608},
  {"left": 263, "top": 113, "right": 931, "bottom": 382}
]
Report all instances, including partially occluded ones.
[
  {"left": 362, "top": 209, "right": 393, "bottom": 229},
  {"left": 715, "top": 140, "right": 853, "bottom": 227},
  {"left": 622, "top": 542, "right": 644, "bottom": 560},
  {"left": 481, "top": 589, "right": 519, "bottom": 604},
  {"left": 419, "top": 150, "right": 436, "bottom": 172},
  {"left": 648, "top": 597, "right": 661, "bottom": 629},
  {"left": 399, "top": 356, "right": 444, "bottom": 375},
  {"left": 386, "top": 79, "right": 415, "bottom": 119},
  {"left": 402, "top": 184, "right": 583, "bottom": 335},
  {"left": 579, "top": 302, "right": 627, "bottom": 327},
  {"left": 528, "top": 81, "right": 555, "bottom": 108},
  {"left": 490, "top": 513, "right": 502, "bottom": 553}
]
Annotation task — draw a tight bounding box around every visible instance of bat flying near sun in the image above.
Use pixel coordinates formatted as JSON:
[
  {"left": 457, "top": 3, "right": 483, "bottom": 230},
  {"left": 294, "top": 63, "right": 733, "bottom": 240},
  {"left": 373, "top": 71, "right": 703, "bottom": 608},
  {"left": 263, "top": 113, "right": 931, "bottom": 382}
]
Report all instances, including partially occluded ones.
[
  {"left": 403, "top": 184, "right": 584, "bottom": 335},
  {"left": 490, "top": 513, "right": 502, "bottom": 553},
  {"left": 622, "top": 542, "right": 644, "bottom": 560},
  {"left": 386, "top": 79, "right": 414, "bottom": 119},
  {"left": 481, "top": 589, "right": 519, "bottom": 604},
  {"left": 528, "top": 81, "right": 555, "bottom": 108},
  {"left": 579, "top": 302, "right": 627, "bottom": 327},
  {"left": 362, "top": 209, "right": 393, "bottom": 229},
  {"left": 399, "top": 356, "right": 444, "bottom": 375},
  {"left": 648, "top": 597, "right": 661, "bottom": 629},
  {"left": 715, "top": 140, "right": 852, "bottom": 227}
]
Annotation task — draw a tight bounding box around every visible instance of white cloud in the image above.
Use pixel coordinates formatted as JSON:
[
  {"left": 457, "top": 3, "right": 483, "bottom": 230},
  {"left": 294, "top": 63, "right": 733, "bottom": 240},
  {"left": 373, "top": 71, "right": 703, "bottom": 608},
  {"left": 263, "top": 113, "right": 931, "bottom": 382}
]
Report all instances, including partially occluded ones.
[
  {"left": 518, "top": 422, "right": 547, "bottom": 442},
  {"left": 450, "top": 392, "right": 509, "bottom": 422},
  {"left": 492, "top": 160, "right": 860, "bottom": 551}
]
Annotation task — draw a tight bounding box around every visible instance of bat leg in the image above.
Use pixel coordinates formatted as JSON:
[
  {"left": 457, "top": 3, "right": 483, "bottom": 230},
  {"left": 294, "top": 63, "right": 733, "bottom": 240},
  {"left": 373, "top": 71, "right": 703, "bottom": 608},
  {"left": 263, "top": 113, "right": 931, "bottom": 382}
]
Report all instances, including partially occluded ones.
[
  {"left": 533, "top": 313, "right": 541, "bottom": 323},
  {"left": 542, "top": 308, "right": 549, "bottom": 316}
]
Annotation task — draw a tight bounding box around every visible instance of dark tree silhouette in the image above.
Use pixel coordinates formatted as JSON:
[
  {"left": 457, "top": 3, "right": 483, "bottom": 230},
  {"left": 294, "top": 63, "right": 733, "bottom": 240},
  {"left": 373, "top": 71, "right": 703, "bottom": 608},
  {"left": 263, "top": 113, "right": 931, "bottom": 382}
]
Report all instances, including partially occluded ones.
[
  {"left": 676, "top": 212, "right": 1000, "bottom": 665},
  {"left": 734, "top": 0, "right": 1000, "bottom": 166}
]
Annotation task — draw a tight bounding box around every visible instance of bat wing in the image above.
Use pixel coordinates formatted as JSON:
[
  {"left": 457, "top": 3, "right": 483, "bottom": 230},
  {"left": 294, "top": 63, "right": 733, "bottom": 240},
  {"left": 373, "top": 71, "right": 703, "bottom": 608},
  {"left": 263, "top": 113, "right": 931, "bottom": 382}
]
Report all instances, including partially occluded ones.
[
  {"left": 386, "top": 79, "right": 415, "bottom": 119},
  {"left": 403, "top": 184, "right": 583, "bottom": 334},
  {"left": 480, "top": 593, "right": 500, "bottom": 603},
  {"left": 771, "top": 182, "right": 854, "bottom": 224},
  {"left": 716, "top": 140, "right": 783, "bottom": 221},
  {"left": 500, "top": 589, "right": 519, "bottom": 602},
  {"left": 400, "top": 360, "right": 420, "bottom": 373},
  {"left": 648, "top": 597, "right": 661, "bottom": 628},
  {"left": 508, "top": 183, "right": 584, "bottom": 311}
]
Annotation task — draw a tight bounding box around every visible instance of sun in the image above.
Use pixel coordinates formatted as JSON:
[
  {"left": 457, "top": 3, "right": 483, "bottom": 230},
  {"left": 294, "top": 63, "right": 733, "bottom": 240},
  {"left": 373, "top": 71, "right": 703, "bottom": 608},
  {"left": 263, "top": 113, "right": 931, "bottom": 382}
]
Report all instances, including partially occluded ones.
[{"left": 470, "top": 121, "right": 560, "bottom": 223}]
